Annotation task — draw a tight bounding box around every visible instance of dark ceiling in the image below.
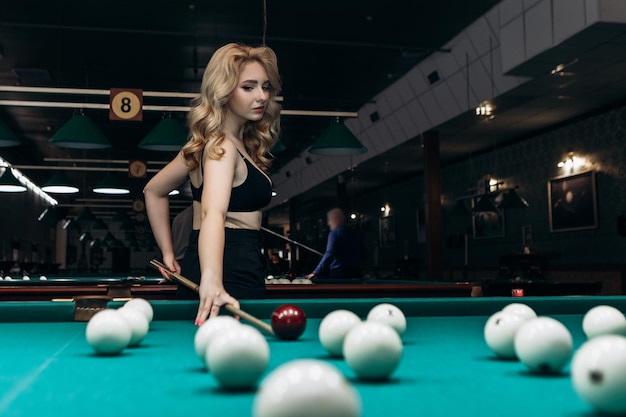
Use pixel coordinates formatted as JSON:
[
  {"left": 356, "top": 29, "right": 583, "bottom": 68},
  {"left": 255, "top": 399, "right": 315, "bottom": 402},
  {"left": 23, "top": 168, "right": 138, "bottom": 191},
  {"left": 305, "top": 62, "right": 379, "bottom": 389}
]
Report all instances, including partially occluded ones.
[
  {"left": 3, "top": 0, "right": 626, "bottom": 227},
  {"left": 0, "top": 0, "right": 502, "bottom": 219}
]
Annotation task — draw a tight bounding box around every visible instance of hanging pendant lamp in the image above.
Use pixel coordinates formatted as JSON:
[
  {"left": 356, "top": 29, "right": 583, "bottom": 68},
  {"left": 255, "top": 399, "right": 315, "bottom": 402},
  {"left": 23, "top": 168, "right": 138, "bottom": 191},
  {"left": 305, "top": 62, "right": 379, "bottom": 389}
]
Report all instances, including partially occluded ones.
[
  {"left": 49, "top": 112, "right": 111, "bottom": 149},
  {"left": 138, "top": 116, "right": 187, "bottom": 151},
  {"left": 0, "top": 167, "right": 27, "bottom": 192},
  {"left": 0, "top": 118, "right": 21, "bottom": 147},
  {"left": 309, "top": 117, "right": 367, "bottom": 156}
]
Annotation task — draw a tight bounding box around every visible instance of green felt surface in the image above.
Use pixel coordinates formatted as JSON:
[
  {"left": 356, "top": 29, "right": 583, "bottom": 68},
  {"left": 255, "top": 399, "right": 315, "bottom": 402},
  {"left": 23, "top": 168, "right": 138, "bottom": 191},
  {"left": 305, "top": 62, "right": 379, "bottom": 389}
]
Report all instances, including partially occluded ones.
[{"left": 1, "top": 297, "right": 624, "bottom": 416}]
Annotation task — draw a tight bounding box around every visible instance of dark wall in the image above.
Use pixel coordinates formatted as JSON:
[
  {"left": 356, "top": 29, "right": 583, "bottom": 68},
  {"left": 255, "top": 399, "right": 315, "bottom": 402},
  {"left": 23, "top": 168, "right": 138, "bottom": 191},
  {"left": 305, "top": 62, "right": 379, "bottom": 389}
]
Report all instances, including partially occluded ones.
[
  {"left": 0, "top": 189, "right": 55, "bottom": 263},
  {"left": 294, "top": 102, "right": 626, "bottom": 276}
]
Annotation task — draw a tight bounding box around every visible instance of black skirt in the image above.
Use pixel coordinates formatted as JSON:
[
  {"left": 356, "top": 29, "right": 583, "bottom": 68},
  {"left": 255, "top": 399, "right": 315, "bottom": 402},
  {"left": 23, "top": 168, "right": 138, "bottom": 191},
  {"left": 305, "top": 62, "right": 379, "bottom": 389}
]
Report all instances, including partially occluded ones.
[{"left": 178, "top": 228, "right": 267, "bottom": 299}]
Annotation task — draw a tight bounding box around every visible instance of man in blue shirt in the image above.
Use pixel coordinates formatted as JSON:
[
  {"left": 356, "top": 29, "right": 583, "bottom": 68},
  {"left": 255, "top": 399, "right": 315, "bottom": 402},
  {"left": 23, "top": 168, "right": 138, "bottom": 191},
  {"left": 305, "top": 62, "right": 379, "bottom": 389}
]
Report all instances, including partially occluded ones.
[{"left": 306, "top": 208, "right": 362, "bottom": 280}]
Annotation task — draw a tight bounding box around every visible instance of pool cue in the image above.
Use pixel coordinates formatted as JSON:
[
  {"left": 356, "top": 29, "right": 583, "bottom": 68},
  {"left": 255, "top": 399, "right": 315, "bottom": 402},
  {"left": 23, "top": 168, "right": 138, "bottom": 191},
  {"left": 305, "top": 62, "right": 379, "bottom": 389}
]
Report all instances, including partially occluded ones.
[
  {"left": 149, "top": 259, "right": 275, "bottom": 336},
  {"left": 260, "top": 226, "right": 323, "bottom": 256}
]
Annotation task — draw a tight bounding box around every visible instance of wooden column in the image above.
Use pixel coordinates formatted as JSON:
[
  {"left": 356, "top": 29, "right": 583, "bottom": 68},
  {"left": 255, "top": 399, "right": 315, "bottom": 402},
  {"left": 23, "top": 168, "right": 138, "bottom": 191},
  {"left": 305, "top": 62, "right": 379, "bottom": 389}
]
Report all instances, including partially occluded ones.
[{"left": 423, "top": 130, "right": 443, "bottom": 280}]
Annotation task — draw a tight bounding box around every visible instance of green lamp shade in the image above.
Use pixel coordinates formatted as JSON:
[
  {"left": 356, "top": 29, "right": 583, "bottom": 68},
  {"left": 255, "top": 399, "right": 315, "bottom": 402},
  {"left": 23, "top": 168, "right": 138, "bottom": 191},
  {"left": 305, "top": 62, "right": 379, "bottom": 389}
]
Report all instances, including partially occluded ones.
[
  {"left": 93, "top": 172, "right": 130, "bottom": 195},
  {"left": 309, "top": 120, "right": 367, "bottom": 156},
  {"left": 38, "top": 207, "right": 62, "bottom": 227},
  {"left": 49, "top": 114, "right": 111, "bottom": 149},
  {"left": 0, "top": 118, "right": 21, "bottom": 147},
  {"left": 76, "top": 207, "right": 96, "bottom": 224},
  {"left": 63, "top": 218, "right": 81, "bottom": 232},
  {"left": 0, "top": 167, "right": 27, "bottom": 192},
  {"left": 499, "top": 189, "right": 529, "bottom": 209},
  {"left": 91, "top": 218, "right": 108, "bottom": 230},
  {"left": 138, "top": 117, "right": 187, "bottom": 151},
  {"left": 473, "top": 196, "right": 499, "bottom": 212},
  {"left": 41, "top": 172, "right": 79, "bottom": 194}
]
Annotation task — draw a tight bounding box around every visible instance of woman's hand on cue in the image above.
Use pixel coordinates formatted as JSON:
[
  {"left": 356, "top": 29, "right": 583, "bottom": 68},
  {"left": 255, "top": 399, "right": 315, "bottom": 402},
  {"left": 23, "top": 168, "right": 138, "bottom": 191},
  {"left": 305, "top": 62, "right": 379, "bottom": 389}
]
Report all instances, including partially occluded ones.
[
  {"left": 195, "top": 280, "right": 240, "bottom": 326},
  {"left": 158, "top": 254, "right": 181, "bottom": 284}
]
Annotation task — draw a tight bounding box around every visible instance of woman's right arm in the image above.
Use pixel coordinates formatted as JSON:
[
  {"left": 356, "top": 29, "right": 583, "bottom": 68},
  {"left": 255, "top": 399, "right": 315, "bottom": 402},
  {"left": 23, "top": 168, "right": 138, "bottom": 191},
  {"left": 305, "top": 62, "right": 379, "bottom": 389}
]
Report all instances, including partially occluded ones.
[{"left": 144, "top": 151, "right": 189, "bottom": 274}]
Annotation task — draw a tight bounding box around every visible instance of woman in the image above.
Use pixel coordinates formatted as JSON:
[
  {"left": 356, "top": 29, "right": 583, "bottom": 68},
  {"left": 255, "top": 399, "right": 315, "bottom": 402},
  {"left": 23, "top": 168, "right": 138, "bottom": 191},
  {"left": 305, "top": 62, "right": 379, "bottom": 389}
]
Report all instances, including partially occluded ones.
[{"left": 144, "top": 43, "right": 281, "bottom": 326}]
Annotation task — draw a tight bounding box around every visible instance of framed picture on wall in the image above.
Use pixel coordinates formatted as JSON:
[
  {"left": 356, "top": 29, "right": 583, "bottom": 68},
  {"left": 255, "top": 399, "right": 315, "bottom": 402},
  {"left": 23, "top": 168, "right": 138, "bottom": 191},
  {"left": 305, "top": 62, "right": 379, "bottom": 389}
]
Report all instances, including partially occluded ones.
[
  {"left": 472, "top": 198, "right": 505, "bottom": 239},
  {"left": 548, "top": 170, "right": 598, "bottom": 232},
  {"left": 379, "top": 215, "right": 396, "bottom": 248}
]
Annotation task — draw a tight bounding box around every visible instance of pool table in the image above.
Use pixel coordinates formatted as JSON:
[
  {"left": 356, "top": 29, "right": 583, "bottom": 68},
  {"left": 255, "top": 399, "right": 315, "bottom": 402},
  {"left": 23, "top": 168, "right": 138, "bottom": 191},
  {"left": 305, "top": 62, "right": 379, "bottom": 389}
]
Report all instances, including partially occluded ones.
[
  {"left": 0, "top": 274, "right": 604, "bottom": 302},
  {"left": 0, "top": 275, "right": 171, "bottom": 300},
  {"left": 1, "top": 296, "right": 624, "bottom": 416}
]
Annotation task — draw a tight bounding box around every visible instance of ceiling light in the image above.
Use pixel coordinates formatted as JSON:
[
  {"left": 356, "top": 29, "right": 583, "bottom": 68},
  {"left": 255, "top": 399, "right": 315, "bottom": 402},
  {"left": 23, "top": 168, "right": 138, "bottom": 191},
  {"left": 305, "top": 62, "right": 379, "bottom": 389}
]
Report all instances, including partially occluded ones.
[
  {"left": 0, "top": 118, "right": 20, "bottom": 147},
  {"left": 93, "top": 172, "right": 130, "bottom": 194},
  {"left": 0, "top": 167, "right": 27, "bottom": 192},
  {"left": 475, "top": 102, "right": 494, "bottom": 117},
  {"left": 138, "top": 116, "right": 187, "bottom": 151},
  {"left": 49, "top": 113, "right": 111, "bottom": 149},
  {"left": 41, "top": 172, "right": 79, "bottom": 194},
  {"left": 309, "top": 118, "right": 367, "bottom": 156}
]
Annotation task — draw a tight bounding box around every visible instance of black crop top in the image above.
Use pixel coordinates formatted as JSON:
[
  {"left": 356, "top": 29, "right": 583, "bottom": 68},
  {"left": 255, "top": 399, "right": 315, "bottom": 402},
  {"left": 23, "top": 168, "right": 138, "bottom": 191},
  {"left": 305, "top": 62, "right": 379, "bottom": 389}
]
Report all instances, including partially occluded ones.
[{"left": 190, "top": 151, "right": 272, "bottom": 212}]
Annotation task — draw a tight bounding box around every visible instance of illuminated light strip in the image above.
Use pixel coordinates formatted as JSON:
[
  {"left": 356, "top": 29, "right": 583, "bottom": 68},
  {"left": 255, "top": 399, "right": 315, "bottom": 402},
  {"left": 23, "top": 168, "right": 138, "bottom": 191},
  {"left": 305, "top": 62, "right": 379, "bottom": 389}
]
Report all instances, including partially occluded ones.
[
  {"left": 0, "top": 85, "right": 285, "bottom": 101},
  {"left": 0, "top": 100, "right": 357, "bottom": 117},
  {"left": 0, "top": 157, "right": 58, "bottom": 206}
]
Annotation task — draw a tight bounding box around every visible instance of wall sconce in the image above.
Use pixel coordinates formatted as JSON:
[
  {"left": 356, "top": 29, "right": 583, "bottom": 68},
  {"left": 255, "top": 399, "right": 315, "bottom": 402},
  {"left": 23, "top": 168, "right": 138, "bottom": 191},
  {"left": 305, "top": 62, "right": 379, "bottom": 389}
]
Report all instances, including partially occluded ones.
[{"left": 557, "top": 153, "right": 586, "bottom": 172}]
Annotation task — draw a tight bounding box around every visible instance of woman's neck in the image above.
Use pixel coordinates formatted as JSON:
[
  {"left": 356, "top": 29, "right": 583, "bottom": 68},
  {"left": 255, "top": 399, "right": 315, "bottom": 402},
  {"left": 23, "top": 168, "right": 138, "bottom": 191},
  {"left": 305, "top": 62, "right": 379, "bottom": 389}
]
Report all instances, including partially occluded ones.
[{"left": 222, "top": 113, "right": 246, "bottom": 141}]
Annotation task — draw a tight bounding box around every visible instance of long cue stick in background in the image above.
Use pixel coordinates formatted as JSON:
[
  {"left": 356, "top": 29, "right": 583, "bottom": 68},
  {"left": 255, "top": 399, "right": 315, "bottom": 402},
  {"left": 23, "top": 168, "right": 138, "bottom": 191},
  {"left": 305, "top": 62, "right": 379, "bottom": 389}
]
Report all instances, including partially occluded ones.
[
  {"left": 260, "top": 226, "right": 323, "bottom": 257},
  {"left": 149, "top": 259, "right": 274, "bottom": 336}
]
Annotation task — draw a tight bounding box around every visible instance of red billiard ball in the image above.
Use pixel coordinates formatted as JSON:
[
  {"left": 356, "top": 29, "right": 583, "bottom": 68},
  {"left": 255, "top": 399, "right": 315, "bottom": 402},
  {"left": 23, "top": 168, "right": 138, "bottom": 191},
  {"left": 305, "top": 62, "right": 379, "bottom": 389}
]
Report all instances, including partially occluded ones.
[{"left": 271, "top": 304, "right": 307, "bottom": 340}]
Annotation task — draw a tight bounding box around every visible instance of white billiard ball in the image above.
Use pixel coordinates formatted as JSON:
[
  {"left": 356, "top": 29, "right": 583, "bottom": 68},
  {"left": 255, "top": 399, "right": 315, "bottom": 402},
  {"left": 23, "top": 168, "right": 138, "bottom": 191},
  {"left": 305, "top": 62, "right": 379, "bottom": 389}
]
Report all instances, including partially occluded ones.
[
  {"left": 4, "top": 276, "right": 12, "bottom": 281},
  {"left": 344, "top": 321, "right": 403, "bottom": 380},
  {"left": 85, "top": 309, "right": 132, "bottom": 355},
  {"left": 366, "top": 303, "right": 407, "bottom": 336},
  {"left": 502, "top": 303, "right": 537, "bottom": 322},
  {"left": 118, "top": 306, "right": 150, "bottom": 346},
  {"left": 484, "top": 311, "right": 526, "bottom": 358},
  {"left": 39, "top": 275, "right": 47, "bottom": 280},
  {"left": 253, "top": 359, "right": 361, "bottom": 417},
  {"left": 206, "top": 325, "right": 269, "bottom": 390},
  {"left": 0, "top": 276, "right": 3, "bottom": 280},
  {"left": 266, "top": 275, "right": 274, "bottom": 279},
  {"left": 582, "top": 305, "right": 626, "bottom": 339},
  {"left": 22, "top": 275, "right": 30, "bottom": 281},
  {"left": 571, "top": 335, "right": 626, "bottom": 414},
  {"left": 194, "top": 315, "right": 241, "bottom": 366},
  {"left": 123, "top": 298, "right": 154, "bottom": 323},
  {"left": 318, "top": 310, "right": 361, "bottom": 357},
  {"left": 514, "top": 317, "right": 573, "bottom": 373}
]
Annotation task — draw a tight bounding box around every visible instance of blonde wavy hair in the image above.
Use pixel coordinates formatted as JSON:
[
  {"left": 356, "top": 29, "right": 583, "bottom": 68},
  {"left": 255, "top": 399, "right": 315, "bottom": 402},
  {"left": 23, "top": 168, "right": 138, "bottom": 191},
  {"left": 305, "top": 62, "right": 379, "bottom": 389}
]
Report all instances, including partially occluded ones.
[{"left": 183, "top": 43, "right": 281, "bottom": 172}]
